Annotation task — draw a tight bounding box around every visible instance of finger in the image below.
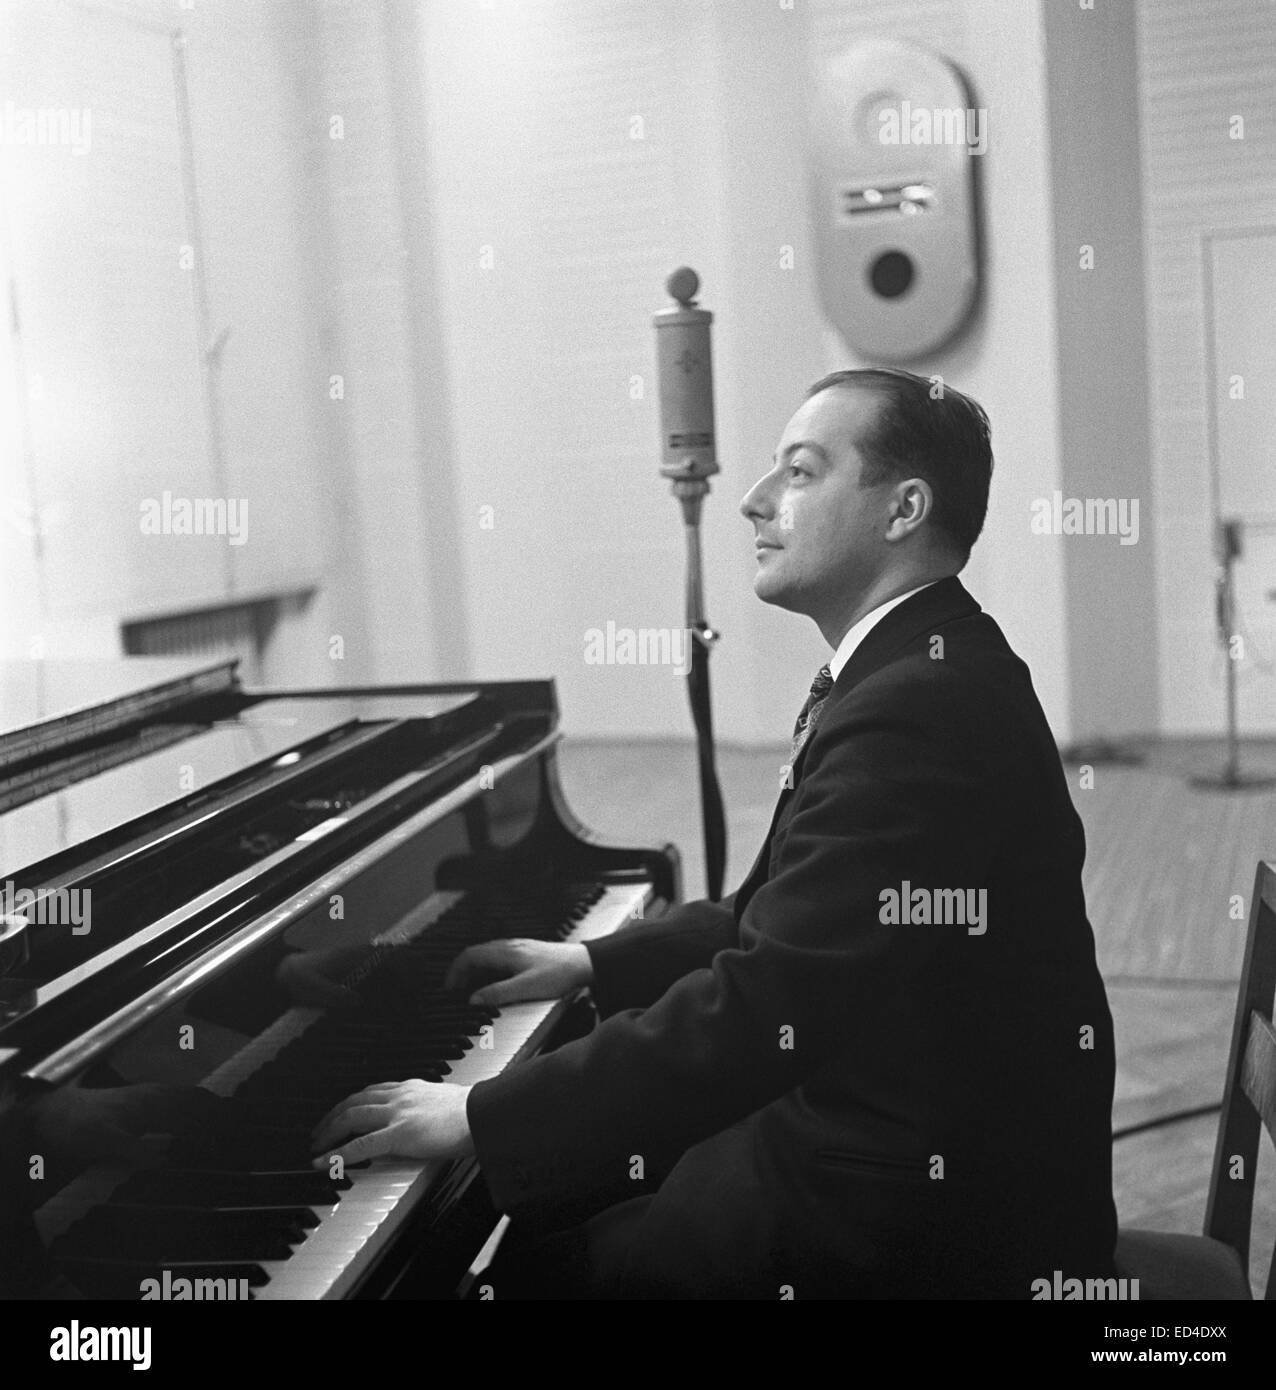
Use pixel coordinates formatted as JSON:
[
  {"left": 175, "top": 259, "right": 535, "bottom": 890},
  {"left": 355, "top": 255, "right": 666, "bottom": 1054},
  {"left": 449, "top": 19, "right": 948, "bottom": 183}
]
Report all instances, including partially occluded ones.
[
  {"left": 313, "top": 1126, "right": 396, "bottom": 1171},
  {"left": 444, "top": 940, "right": 519, "bottom": 992},
  {"left": 312, "top": 1078, "right": 403, "bottom": 1123},
  {"left": 310, "top": 1100, "right": 393, "bottom": 1153},
  {"left": 311, "top": 1089, "right": 400, "bottom": 1145},
  {"left": 310, "top": 1102, "right": 393, "bottom": 1154},
  {"left": 444, "top": 940, "right": 523, "bottom": 991},
  {"left": 469, "top": 973, "right": 533, "bottom": 1008},
  {"left": 311, "top": 1094, "right": 362, "bottom": 1138},
  {"left": 309, "top": 1084, "right": 400, "bottom": 1139}
]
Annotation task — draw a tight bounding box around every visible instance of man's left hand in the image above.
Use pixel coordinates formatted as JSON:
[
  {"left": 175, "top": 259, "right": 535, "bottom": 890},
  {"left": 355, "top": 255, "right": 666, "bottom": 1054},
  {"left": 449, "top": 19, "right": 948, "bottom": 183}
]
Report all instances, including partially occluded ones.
[{"left": 310, "top": 1080, "right": 475, "bottom": 1168}]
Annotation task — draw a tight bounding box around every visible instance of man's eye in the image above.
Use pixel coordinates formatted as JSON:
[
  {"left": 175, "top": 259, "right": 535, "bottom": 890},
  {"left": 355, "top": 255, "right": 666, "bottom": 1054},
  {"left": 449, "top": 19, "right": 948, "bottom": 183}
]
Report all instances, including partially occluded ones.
[{"left": 787, "top": 463, "right": 806, "bottom": 478}]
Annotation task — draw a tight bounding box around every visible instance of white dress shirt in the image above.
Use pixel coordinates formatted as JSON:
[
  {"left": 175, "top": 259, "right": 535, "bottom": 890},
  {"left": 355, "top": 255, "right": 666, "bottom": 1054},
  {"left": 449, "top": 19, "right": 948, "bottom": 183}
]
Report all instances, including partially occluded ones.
[{"left": 827, "top": 581, "right": 938, "bottom": 681}]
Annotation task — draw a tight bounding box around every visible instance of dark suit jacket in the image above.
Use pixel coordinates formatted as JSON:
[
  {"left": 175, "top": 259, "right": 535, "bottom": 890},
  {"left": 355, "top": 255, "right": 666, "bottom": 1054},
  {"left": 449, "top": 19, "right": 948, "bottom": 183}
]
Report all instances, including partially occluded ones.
[{"left": 468, "top": 577, "right": 1118, "bottom": 1298}]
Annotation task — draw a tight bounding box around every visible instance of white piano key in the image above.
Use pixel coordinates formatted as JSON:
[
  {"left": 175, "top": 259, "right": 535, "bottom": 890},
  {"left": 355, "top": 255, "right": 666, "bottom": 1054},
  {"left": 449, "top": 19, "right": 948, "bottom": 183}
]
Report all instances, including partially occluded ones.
[
  {"left": 38, "top": 878, "right": 651, "bottom": 1300},
  {"left": 255, "top": 881, "right": 650, "bottom": 1299}
]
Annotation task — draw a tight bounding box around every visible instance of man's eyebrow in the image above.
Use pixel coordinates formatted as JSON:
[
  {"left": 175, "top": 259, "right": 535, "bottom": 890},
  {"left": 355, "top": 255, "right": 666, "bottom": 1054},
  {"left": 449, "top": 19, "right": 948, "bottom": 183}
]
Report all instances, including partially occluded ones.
[{"left": 773, "top": 440, "right": 831, "bottom": 465}]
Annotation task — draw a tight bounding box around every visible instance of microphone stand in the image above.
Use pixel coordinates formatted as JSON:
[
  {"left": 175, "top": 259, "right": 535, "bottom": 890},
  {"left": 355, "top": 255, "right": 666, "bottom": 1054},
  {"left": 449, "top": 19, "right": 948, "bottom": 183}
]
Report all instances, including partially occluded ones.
[
  {"left": 654, "top": 268, "right": 727, "bottom": 901},
  {"left": 1191, "top": 518, "right": 1276, "bottom": 791}
]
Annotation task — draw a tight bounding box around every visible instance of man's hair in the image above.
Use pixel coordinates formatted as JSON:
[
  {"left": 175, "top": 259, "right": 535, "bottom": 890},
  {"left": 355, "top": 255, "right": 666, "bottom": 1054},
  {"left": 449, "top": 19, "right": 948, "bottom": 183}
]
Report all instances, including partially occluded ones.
[{"left": 805, "top": 368, "right": 993, "bottom": 558}]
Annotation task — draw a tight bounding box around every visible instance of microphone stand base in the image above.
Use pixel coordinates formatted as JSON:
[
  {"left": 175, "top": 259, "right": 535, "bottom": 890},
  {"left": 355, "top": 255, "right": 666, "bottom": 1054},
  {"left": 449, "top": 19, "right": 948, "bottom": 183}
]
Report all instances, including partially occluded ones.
[
  {"left": 1059, "top": 738, "right": 1145, "bottom": 766},
  {"left": 1189, "top": 770, "right": 1276, "bottom": 793}
]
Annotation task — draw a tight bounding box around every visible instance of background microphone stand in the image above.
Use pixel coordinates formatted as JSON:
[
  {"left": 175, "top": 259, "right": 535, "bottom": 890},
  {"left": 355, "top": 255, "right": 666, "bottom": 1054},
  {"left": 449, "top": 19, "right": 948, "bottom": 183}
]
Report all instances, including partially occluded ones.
[
  {"left": 1191, "top": 517, "right": 1276, "bottom": 791},
  {"left": 653, "top": 267, "right": 727, "bottom": 901}
]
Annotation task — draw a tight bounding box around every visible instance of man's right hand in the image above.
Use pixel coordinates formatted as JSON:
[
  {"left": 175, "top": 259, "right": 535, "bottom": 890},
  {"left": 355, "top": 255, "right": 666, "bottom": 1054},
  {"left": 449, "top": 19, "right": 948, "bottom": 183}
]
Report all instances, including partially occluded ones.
[{"left": 443, "top": 938, "right": 594, "bottom": 1007}]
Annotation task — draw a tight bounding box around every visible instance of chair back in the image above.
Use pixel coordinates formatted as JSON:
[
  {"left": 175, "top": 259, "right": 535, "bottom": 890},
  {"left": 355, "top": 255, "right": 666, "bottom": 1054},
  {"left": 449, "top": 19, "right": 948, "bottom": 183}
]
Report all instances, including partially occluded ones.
[{"left": 1205, "top": 860, "right": 1276, "bottom": 1298}]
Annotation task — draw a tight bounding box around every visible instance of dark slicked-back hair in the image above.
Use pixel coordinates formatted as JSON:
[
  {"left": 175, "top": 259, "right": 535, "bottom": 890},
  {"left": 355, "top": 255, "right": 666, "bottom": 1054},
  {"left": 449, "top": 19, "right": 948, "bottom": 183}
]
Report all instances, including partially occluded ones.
[{"left": 805, "top": 368, "right": 993, "bottom": 558}]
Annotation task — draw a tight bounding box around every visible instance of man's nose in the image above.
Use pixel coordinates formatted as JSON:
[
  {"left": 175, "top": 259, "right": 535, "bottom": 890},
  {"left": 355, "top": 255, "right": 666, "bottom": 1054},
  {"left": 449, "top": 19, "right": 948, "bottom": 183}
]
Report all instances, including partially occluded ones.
[{"left": 739, "top": 471, "right": 774, "bottom": 524}]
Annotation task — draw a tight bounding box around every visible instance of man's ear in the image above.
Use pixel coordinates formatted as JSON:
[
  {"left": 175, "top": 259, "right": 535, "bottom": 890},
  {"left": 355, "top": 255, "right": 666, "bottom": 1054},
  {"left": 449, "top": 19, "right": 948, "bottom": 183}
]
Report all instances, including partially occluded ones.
[{"left": 885, "top": 478, "right": 933, "bottom": 540}]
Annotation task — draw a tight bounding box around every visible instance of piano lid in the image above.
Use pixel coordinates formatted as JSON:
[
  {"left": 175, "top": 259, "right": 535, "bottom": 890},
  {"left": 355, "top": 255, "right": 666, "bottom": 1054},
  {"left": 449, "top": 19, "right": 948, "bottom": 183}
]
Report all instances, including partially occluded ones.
[
  {"left": 0, "top": 678, "right": 506, "bottom": 1048},
  {"left": 0, "top": 657, "right": 239, "bottom": 773},
  {"left": 0, "top": 688, "right": 486, "bottom": 880}
]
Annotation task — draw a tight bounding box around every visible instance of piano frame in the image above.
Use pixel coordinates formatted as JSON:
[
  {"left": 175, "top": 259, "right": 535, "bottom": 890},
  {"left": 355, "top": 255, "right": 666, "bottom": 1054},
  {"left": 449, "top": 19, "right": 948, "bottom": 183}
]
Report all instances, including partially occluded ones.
[{"left": 0, "top": 664, "right": 681, "bottom": 1299}]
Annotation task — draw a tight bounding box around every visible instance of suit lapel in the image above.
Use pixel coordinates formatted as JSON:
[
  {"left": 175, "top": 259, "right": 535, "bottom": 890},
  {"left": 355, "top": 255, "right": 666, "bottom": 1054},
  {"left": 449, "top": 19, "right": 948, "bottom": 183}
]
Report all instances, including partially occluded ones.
[{"left": 732, "top": 577, "right": 981, "bottom": 916}]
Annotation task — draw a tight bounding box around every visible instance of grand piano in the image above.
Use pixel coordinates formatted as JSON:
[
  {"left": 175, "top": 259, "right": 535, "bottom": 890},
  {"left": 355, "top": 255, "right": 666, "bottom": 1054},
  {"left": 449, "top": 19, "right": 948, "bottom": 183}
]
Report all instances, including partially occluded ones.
[{"left": 0, "top": 658, "right": 680, "bottom": 1300}]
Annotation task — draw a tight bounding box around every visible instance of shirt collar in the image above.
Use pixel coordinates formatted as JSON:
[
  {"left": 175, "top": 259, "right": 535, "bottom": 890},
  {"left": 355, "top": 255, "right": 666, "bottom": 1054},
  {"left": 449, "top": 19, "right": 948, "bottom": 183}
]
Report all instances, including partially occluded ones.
[{"left": 827, "top": 581, "right": 939, "bottom": 681}]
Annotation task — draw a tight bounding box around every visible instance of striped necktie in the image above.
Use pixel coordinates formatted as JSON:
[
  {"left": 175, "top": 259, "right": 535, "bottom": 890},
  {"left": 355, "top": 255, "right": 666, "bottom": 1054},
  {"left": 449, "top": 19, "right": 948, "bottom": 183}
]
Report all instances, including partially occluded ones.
[{"left": 789, "top": 663, "right": 834, "bottom": 765}]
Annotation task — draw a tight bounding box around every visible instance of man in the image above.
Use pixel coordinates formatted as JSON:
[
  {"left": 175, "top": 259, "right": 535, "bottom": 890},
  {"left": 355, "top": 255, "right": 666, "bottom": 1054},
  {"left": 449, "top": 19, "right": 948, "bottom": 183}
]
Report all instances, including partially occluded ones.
[{"left": 312, "top": 368, "right": 1118, "bottom": 1299}]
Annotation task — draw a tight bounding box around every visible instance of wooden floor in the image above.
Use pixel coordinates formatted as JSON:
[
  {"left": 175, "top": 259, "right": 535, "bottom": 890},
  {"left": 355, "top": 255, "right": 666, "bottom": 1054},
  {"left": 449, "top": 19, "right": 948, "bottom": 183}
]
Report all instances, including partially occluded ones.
[{"left": 557, "top": 734, "right": 1276, "bottom": 1294}]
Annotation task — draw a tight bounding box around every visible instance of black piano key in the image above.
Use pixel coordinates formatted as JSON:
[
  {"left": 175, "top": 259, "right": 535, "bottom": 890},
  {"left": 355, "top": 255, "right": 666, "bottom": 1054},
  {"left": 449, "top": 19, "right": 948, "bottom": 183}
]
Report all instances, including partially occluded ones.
[
  {"left": 293, "top": 1047, "right": 467, "bottom": 1065},
  {"left": 320, "top": 1007, "right": 493, "bottom": 1023},
  {"left": 78, "top": 1202, "right": 314, "bottom": 1237},
  {"left": 272, "top": 1037, "right": 468, "bottom": 1057},
  {"left": 53, "top": 1220, "right": 301, "bottom": 1264},
  {"left": 30, "top": 876, "right": 616, "bottom": 1297},
  {"left": 236, "top": 1068, "right": 448, "bottom": 1103},
  {"left": 165, "top": 1126, "right": 316, "bottom": 1170},
  {"left": 113, "top": 1168, "right": 349, "bottom": 1207},
  {"left": 53, "top": 1202, "right": 317, "bottom": 1262}
]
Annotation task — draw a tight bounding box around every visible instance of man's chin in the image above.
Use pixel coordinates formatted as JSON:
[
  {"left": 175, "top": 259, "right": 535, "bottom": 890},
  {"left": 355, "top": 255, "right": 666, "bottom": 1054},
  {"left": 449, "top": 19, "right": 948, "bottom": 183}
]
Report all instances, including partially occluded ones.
[{"left": 752, "top": 570, "right": 801, "bottom": 612}]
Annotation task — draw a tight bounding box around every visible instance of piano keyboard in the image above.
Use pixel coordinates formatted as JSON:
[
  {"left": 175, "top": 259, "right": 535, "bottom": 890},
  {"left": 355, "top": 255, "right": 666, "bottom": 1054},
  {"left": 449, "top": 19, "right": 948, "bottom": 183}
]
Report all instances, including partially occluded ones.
[{"left": 36, "top": 877, "right": 651, "bottom": 1300}]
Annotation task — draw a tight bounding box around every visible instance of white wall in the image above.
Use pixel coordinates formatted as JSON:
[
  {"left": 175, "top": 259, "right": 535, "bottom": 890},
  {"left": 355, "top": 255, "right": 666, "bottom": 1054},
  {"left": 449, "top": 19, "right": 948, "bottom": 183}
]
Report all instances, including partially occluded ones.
[
  {"left": 1137, "top": 0, "right": 1276, "bottom": 735},
  {"left": 417, "top": 0, "right": 1141, "bottom": 744},
  {"left": 1044, "top": 0, "right": 1158, "bottom": 744},
  {"left": 0, "top": 175, "right": 42, "bottom": 658},
  {"left": 0, "top": 0, "right": 464, "bottom": 689},
  {"left": 12, "top": 0, "right": 1258, "bottom": 747},
  {"left": 0, "top": 0, "right": 338, "bottom": 680}
]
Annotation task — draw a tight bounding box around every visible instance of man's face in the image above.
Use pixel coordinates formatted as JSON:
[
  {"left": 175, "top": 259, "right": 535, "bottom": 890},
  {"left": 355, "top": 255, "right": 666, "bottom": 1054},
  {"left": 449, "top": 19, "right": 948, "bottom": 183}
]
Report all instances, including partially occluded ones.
[{"left": 740, "top": 386, "right": 893, "bottom": 628}]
